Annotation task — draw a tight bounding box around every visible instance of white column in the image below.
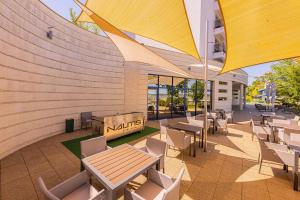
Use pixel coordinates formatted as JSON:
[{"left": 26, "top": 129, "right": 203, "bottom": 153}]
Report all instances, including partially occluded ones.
[
  {"left": 203, "top": 20, "right": 209, "bottom": 152},
  {"left": 240, "top": 84, "right": 244, "bottom": 110}
]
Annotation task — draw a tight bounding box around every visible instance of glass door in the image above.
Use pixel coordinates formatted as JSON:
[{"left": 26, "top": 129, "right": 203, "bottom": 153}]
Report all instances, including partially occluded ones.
[
  {"left": 147, "top": 75, "right": 158, "bottom": 120},
  {"left": 195, "top": 80, "right": 205, "bottom": 114},
  {"left": 186, "top": 79, "right": 197, "bottom": 116},
  {"left": 172, "top": 77, "right": 186, "bottom": 118},
  {"left": 158, "top": 76, "right": 172, "bottom": 119}
]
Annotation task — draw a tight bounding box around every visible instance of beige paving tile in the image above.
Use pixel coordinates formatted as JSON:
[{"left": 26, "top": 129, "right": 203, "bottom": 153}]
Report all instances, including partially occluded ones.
[
  {"left": 0, "top": 152, "right": 24, "bottom": 168},
  {"left": 30, "top": 168, "right": 61, "bottom": 200},
  {"left": 1, "top": 163, "right": 28, "bottom": 185},
  {"left": 1, "top": 175, "right": 38, "bottom": 200},
  {"left": 1, "top": 113, "right": 300, "bottom": 199},
  {"left": 242, "top": 181, "right": 270, "bottom": 200},
  {"left": 186, "top": 181, "right": 217, "bottom": 200}
]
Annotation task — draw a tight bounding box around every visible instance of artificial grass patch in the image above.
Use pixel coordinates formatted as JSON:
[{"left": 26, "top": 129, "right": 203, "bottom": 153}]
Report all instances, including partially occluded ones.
[{"left": 62, "top": 126, "right": 159, "bottom": 158}]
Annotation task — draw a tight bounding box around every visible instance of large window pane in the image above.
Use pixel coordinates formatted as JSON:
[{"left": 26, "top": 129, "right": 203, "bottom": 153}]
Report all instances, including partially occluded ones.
[
  {"left": 158, "top": 76, "right": 172, "bottom": 119},
  {"left": 186, "top": 79, "right": 196, "bottom": 115},
  {"left": 147, "top": 75, "right": 158, "bottom": 120},
  {"left": 207, "top": 81, "right": 212, "bottom": 111},
  {"left": 196, "top": 80, "right": 205, "bottom": 114},
  {"left": 147, "top": 74, "right": 213, "bottom": 120},
  {"left": 172, "top": 77, "right": 186, "bottom": 118}
]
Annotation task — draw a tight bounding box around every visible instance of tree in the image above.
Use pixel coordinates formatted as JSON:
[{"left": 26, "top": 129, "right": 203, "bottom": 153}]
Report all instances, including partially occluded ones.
[
  {"left": 191, "top": 81, "right": 204, "bottom": 101},
  {"left": 246, "top": 78, "right": 264, "bottom": 102},
  {"left": 246, "top": 59, "right": 300, "bottom": 106},
  {"left": 69, "top": 8, "right": 101, "bottom": 34},
  {"left": 271, "top": 60, "right": 300, "bottom": 105}
]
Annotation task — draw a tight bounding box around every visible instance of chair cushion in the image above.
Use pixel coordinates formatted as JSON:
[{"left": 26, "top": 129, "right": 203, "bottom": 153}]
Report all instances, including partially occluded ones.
[
  {"left": 254, "top": 126, "right": 271, "bottom": 135},
  {"left": 62, "top": 183, "right": 98, "bottom": 200},
  {"left": 135, "top": 181, "right": 165, "bottom": 200}
]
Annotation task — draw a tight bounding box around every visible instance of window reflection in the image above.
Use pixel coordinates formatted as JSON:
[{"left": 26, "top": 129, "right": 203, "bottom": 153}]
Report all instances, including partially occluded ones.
[
  {"left": 147, "top": 75, "right": 212, "bottom": 120},
  {"left": 147, "top": 75, "right": 158, "bottom": 120},
  {"left": 158, "top": 76, "right": 172, "bottom": 119}
]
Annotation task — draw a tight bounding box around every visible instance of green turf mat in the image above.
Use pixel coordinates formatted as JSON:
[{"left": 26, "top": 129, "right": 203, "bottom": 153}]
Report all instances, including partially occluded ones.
[{"left": 62, "top": 126, "right": 159, "bottom": 158}]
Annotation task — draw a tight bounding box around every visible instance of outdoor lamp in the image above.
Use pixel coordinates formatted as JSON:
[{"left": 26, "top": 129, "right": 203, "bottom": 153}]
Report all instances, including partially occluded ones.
[{"left": 47, "top": 27, "right": 54, "bottom": 39}]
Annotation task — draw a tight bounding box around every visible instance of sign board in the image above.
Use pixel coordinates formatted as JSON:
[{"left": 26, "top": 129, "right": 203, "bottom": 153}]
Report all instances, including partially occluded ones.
[{"left": 92, "top": 112, "right": 145, "bottom": 141}]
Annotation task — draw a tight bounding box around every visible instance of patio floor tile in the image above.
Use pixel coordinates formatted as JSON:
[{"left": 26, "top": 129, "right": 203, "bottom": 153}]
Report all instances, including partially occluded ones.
[{"left": 1, "top": 108, "right": 300, "bottom": 199}]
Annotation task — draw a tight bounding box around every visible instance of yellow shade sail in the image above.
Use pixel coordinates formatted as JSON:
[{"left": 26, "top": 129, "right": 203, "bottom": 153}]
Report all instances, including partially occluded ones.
[
  {"left": 74, "top": 0, "right": 191, "bottom": 77},
  {"left": 219, "top": 0, "right": 300, "bottom": 73},
  {"left": 76, "top": 0, "right": 200, "bottom": 60}
]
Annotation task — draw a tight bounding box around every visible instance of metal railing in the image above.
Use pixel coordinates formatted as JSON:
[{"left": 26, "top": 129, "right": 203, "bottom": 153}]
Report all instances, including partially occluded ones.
[
  {"left": 214, "top": 43, "right": 226, "bottom": 53},
  {"left": 214, "top": 19, "right": 223, "bottom": 28}
]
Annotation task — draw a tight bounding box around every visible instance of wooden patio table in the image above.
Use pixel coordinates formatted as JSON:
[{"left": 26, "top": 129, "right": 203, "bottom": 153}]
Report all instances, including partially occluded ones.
[
  {"left": 268, "top": 122, "right": 300, "bottom": 142},
  {"left": 268, "top": 122, "right": 300, "bottom": 131},
  {"left": 196, "top": 114, "right": 215, "bottom": 133},
  {"left": 82, "top": 144, "right": 159, "bottom": 200},
  {"left": 261, "top": 112, "right": 276, "bottom": 124},
  {"left": 168, "top": 122, "right": 204, "bottom": 157}
]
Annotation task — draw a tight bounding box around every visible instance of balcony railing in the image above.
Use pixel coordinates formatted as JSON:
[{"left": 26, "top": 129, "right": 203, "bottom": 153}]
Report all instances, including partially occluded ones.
[
  {"left": 214, "top": 43, "right": 226, "bottom": 53},
  {"left": 214, "top": 19, "right": 223, "bottom": 28}
]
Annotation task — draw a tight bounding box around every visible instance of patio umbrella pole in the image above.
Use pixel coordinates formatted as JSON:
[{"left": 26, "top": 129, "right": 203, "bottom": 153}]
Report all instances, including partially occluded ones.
[{"left": 204, "top": 20, "right": 208, "bottom": 152}]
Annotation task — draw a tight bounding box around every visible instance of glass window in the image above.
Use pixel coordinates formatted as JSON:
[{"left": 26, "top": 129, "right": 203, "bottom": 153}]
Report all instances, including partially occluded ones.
[
  {"left": 186, "top": 79, "right": 197, "bottom": 115},
  {"left": 207, "top": 81, "right": 213, "bottom": 111},
  {"left": 147, "top": 75, "right": 214, "bottom": 120},
  {"left": 218, "top": 97, "right": 227, "bottom": 101},
  {"left": 147, "top": 75, "right": 158, "bottom": 120},
  {"left": 219, "top": 81, "right": 228, "bottom": 85},
  {"left": 195, "top": 80, "right": 205, "bottom": 114},
  {"left": 158, "top": 76, "right": 172, "bottom": 119},
  {"left": 218, "top": 89, "right": 227, "bottom": 93},
  {"left": 172, "top": 77, "right": 186, "bottom": 118}
]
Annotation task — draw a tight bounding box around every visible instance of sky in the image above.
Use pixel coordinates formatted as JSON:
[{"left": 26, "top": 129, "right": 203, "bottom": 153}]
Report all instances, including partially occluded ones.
[{"left": 41, "top": 0, "right": 275, "bottom": 85}]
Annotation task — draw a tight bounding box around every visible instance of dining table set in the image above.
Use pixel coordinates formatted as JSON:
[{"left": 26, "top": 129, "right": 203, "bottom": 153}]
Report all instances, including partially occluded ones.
[
  {"left": 262, "top": 113, "right": 300, "bottom": 191},
  {"left": 81, "top": 144, "right": 160, "bottom": 199}
]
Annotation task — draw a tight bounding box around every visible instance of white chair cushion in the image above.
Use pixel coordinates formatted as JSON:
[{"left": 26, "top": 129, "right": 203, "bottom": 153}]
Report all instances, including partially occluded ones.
[
  {"left": 135, "top": 181, "right": 166, "bottom": 200},
  {"left": 62, "top": 184, "right": 98, "bottom": 200}
]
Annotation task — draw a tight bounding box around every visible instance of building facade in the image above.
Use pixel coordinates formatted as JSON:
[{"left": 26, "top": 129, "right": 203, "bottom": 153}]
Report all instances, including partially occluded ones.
[{"left": 0, "top": 0, "right": 247, "bottom": 159}]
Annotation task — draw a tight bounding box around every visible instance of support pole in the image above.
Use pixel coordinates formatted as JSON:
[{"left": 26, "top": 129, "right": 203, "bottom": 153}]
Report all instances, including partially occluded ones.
[{"left": 204, "top": 20, "right": 209, "bottom": 152}]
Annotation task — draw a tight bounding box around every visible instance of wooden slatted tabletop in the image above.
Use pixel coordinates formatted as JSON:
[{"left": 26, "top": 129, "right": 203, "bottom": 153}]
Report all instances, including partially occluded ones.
[
  {"left": 82, "top": 144, "right": 159, "bottom": 199},
  {"left": 268, "top": 122, "right": 300, "bottom": 131}
]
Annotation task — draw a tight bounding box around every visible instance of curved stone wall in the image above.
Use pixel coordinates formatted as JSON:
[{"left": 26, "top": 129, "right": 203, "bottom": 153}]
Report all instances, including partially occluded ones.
[
  {"left": 0, "top": 0, "right": 126, "bottom": 158},
  {"left": 0, "top": 0, "right": 248, "bottom": 159}
]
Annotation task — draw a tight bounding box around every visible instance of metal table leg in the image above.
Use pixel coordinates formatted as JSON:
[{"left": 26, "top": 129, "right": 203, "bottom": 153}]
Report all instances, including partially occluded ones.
[
  {"left": 201, "top": 129, "right": 204, "bottom": 148},
  {"left": 156, "top": 160, "right": 160, "bottom": 171},
  {"left": 193, "top": 132, "right": 196, "bottom": 157},
  {"left": 293, "top": 151, "right": 299, "bottom": 191},
  {"left": 107, "top": 190, "right": 117, "bottom": 200}
]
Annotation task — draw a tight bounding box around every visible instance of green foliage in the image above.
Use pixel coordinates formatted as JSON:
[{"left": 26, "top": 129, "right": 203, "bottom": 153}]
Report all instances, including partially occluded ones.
[
  {"left": 246, "top": 79, "right": 264, "bottom": 102},
  {"left": 191, "top": 81, "right": 204, "bottom": 101},
  {"left": 246, "top": 59, "right": 300, "bottom": 106},
  {"left": 271, "top": 60, "right": 300, "bottom": 105},
  {"left": 69, "top": 8, "right": 101, "bottom": 34},
  {"left": 158, "top": 99, "right": 167, "bottom": 106}
]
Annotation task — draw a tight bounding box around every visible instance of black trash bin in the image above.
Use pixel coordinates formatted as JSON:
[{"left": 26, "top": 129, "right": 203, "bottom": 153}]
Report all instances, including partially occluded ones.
[{"left": 65, "top": 118, "right": 74, "bottom": 133}]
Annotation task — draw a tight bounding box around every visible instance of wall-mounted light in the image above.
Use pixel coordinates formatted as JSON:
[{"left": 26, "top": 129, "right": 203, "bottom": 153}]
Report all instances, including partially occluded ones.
[{"left": 47, "top": 27, "right": 54, "bottom": 39}]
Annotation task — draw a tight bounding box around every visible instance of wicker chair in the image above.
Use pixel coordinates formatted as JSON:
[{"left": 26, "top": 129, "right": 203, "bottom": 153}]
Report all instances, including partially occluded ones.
[
  {"left": 124, "top": 168, "right": 184, "bottom": 200},
  {"left": 80, "top": 112, "right": 92, "bottom": 130},
  {"left": 166, "top": 128, "right": 191, "bottom": 162},
  {"left": 80, "top": 136, "right": 111, "bottom": 170},
  {"left": 140, "top": 137, "right": 167, "bottom": 172},
  {"left": 38, "top": 170, "right": 106, "bottom": 200},
  {"left": 159, "top": 119, "right": 168, "bottom": 140}
]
